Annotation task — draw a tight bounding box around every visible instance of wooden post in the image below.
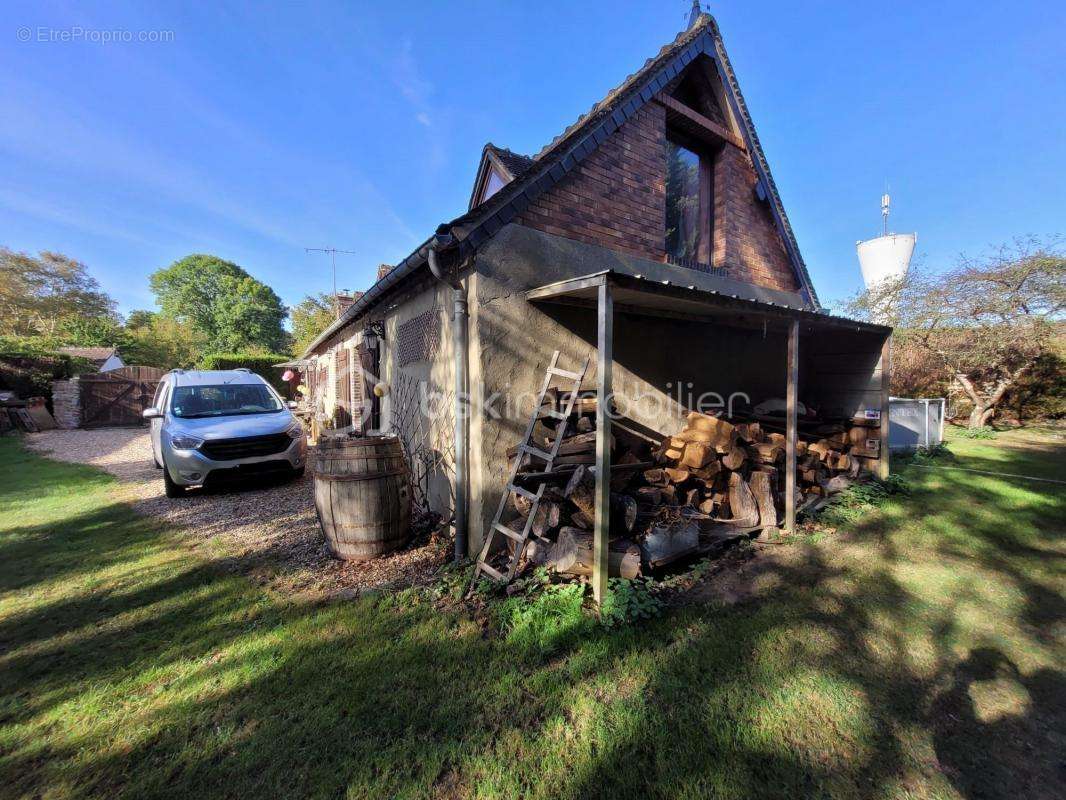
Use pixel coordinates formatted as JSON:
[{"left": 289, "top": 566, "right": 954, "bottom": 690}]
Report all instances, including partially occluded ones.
[
  {"left": 784, "top": 319, "right": 799, "bottom": 532},
  {"left": 879, "top": 334, "right": 892, "bottom": 479},
  {"left": 593, "top": 280, "right": 613, "bottom": 607}
]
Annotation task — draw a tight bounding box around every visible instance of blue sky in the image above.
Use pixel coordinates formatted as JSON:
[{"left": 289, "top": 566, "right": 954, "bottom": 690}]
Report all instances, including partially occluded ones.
[{"left": 3, "top": 1, "right": 1064, "bottom": 317}]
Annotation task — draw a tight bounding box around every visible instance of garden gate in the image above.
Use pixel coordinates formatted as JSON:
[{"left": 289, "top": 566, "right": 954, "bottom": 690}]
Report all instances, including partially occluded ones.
[{"left": 79, "top": 366, "right": 166, "bottom": 428}]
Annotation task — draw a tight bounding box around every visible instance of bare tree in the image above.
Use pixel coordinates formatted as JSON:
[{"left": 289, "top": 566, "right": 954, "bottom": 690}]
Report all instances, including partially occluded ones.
[{"left": 847, "top": 237, "right": 1064, "bottom": 428}]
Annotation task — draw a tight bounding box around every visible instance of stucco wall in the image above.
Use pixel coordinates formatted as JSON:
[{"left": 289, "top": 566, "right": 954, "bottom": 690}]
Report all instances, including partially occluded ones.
[{"left": 375, "top": 279, "right": 458, "bottom": 520}]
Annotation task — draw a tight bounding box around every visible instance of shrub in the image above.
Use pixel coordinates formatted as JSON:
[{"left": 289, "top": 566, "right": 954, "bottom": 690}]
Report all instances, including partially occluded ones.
[
  {"left": 600, "top": 578, "right": 664, "bottom": 627},
  {"left": 956, "top": 426, "right": 997, "bottom": 440},
  {"left": 197, "top": 352, "right": 292, "bottom": 395},
  {"left": 0, "top": 349, "right": 92, "bottom": 406},
  {"left": 817, "top": 476, "right": 909, "bottom": 528}
]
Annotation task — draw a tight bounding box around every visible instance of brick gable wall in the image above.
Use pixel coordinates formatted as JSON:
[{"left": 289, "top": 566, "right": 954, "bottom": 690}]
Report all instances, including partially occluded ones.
[
  {"left": 713, "top": 144, "right": 796, "bottom": 292},
  {"left": 517, "top": 103, "right": 667, "bottom": 262},
  {"left": 515, "top": 98, "right": 799, "bottom": 294}
]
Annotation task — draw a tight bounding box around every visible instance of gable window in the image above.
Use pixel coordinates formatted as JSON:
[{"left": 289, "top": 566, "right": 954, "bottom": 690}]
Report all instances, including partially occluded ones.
[
  {"left": 481, "top": 167, "right": 507, "bottom": 203},
  {"left": 665, "top": 135, "right": 713, "bottom": 267}
]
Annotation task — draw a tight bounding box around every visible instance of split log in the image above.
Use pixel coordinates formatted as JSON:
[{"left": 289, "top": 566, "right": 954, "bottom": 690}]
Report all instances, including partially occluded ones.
[
  {"left": 548, "top": 528, "right": 641, "bottom": 579},
  {"left": 641, "top": 521, "right": 700, "bottom": 568},
  {"left": 684, "top": 488, "right": 701, "bottom": 507},
  {"left": 664, "top": 467, "right": 691, "bottom": 484},
  {"left": 672, "top": 429, "right": 714, "bottom": 445},
  {"left": 610, "top": 451, "right": 643, "bottom": 492},
  {"left": 530, "top": 501, "right": 562, "bottom": 538},
  {"left": 679, "top": 442, "right": 715, "bottom": 469},
  {"left": 736, "top": 422, "right": 762, "bottom": 442},
  {"left": 767, "top": 432, "right": 786, "bottom": 447},
  {"left": 808, "top": 440, "right": 837, "bottom": 462},
  {"left": 749, "top": 471, "right": 777, "bottom": 527},
  {"left": 642, "top": 468, "right": 669, "bottom": 486},
  {"left": 686, "top": 412, "right": 738, "bottom": 453},
  {"left": 563, "top": 465, "right": 637, "bottom": 532},
  {"left": 689, "top": 460, "right": 722, "bottom": 481},
  {"left": 752, "top": 442, "right": 784, "bottom": 464},
  {"left": 828, "top": 453, "right": 851, "bottom": 471},
  {"left": 723, "top": 472, "right": 759, "bottom": 527},
  {"left": 721, "top": 445, "right": 746, "bottom": 471},
  {"left": 823, "top": 475, "right": 852, "bottom": 495},
  {"left": 847, "top": 427, "right": 873, "bottom": 446},
  {"left": 698, "top": 498, "right": 717, "bottom": 514},
  {"left": 576, "top": 416, "right": 593, "bottom": 433}
]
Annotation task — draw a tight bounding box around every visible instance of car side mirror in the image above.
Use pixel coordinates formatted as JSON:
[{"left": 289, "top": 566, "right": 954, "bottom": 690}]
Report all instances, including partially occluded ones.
[
  {"left": 286, "top": 400, "right": 298, "bottom": 409},
  {"left": 142, "top": 407, "right": 162, "bottom": 419}
]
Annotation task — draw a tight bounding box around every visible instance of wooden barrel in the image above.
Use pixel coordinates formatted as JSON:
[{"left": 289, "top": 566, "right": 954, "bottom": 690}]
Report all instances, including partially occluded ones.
[{"left": 312, "top": 435, "right": 412, "bottom": 560}]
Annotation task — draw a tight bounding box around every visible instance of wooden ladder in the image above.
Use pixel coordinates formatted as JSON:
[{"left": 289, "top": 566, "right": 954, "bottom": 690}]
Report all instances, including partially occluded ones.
[{"left": 469, "top": 350, "right": 590, "bottom": 590}]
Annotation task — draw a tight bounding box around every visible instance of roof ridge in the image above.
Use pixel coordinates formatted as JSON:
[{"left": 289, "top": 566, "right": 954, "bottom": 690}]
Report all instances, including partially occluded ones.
[{"left": 531, "top": 14, "right": 715, "bottom": 163}]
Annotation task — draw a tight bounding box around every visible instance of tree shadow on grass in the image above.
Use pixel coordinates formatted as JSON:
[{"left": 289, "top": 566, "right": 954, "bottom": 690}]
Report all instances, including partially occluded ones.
[{"left": 2, "top": 437, "right": 1064, "bottom": 799}]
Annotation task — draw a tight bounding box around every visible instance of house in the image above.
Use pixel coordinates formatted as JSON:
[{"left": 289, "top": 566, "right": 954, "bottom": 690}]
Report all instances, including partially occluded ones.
[
  {"left": 301, "top": 8, "right": 890, "bottom": 595},
  {"left": 58, "top": 346, "right": 125, "bottom": 373}
]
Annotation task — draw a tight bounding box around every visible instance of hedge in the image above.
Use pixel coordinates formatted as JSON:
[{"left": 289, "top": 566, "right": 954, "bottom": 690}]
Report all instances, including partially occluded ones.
[
  {"left": 0, "top": 350, "right": 93, "bottom": 407},
  {"left": 197, "top": 352, "right": 292, "bottom": 395}
]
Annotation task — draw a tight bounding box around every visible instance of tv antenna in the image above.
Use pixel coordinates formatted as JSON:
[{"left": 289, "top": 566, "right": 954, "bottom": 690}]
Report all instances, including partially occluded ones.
[{"left": 305, "top": 247, "right": 358, "bottom": 318}]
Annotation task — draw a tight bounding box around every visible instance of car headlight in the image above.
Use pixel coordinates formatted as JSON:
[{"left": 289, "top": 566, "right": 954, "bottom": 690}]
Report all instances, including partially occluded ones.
[
  {"left": 170, "top": 433, "right": 204, "bottom": 450},
  {"left": 286, "top": 421, "right": 305, "bottom": 439}
]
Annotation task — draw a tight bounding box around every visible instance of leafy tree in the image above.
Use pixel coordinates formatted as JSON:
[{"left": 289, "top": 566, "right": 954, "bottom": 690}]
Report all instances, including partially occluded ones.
[
  {"left": 847, "top": 237, "right": 1065, "bottom": 427},
  {"left": 0, "top": 248, "right": 117, "bottom": 336},
  {"left": 149, "top": 254, "right": 287, "bottom": 353},
  {"left": 290, "top": 292, "right": 335, "bottom": 356},
  {"left": 123, "top": 310, "right": 208, "bottom": 369},
  {"left": 57, "top": 315, "right": 129, "bottom": 349}
]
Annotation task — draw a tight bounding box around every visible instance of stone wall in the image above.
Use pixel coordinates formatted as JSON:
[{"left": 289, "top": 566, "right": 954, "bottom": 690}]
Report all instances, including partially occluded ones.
[{"left": 51, "top": 378, "right": 81, "bottom": 429}]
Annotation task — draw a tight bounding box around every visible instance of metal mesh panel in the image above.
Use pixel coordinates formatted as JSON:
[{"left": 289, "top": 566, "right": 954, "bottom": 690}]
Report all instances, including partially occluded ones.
[
  {"left": 396, "top": 309, "right": 441, "bottom": 367},
  {"left": 388, "top": 369, "right": 454, "bottom": 513}
]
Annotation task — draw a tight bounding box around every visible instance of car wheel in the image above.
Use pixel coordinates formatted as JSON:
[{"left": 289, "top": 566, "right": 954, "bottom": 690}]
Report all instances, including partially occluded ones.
[{"left": 162, "top": 460, "right": 184, "bottom": 498}]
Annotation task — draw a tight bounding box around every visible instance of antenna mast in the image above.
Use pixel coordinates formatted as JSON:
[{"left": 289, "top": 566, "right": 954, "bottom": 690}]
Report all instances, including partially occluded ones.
[
  {"left": 880, "top": 193, "right": 891, "bottom": 237},
  {"left": 305, "top": 247, "right": 358, "bottom": 318}
]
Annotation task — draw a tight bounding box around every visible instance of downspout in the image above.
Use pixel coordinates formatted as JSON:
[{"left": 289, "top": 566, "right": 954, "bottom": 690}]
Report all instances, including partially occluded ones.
[{"left": 427, "top": 228, "right": 469, "bottom": 562}]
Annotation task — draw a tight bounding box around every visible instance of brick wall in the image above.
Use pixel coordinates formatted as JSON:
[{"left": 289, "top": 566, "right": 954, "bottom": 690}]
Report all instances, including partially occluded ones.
[
  {"left": 517, "top": 103, "right": 667, "bottom": 262},
  {"left": 515, "top": 97, "right": 799, "bottom": 294},
  {"left": 713, "top": 144, "right": 797, "bottom": 292}
]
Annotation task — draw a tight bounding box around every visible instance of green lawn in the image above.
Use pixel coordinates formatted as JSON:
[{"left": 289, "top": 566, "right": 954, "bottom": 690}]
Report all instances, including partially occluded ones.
[{"left": 1, "top": 429, "right": 1063, "bottom": 800}]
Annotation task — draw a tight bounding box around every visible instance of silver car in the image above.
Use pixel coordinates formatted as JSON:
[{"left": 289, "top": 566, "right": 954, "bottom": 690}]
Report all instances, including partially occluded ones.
[{"left": 143, "top": 369, "right": 307, "bottom": 498}]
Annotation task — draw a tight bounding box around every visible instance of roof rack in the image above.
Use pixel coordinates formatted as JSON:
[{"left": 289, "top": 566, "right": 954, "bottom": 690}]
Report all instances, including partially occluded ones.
[{"left": 234, "top": 367, "right": 251, "bottom": 373}]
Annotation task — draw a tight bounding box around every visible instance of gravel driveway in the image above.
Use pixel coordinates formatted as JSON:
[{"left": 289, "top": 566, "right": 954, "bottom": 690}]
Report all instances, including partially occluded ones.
[{"left": 26, "top": 428, "right": 448, "bottom": 596}]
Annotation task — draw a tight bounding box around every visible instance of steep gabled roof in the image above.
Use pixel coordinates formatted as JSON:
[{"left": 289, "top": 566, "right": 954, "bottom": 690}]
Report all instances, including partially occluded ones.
[{"left": 305, "top": 13, "right": 819, "bottom": 357}]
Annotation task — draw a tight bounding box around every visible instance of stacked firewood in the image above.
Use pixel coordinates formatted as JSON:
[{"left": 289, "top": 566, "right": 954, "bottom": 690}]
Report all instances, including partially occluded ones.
[{"left": 505, "top": 395, "right": 881, "bottom": 581}]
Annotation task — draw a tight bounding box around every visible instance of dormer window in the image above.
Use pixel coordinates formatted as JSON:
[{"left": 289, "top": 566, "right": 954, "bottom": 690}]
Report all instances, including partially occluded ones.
[{"left": 665, "top": 134, "right": 713, "bottom": 267}]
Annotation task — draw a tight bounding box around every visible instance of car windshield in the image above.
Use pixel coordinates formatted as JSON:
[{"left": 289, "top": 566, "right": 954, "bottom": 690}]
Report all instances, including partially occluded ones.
[{"left": 171, "top": 384, "right": 283, "bottom": 419}]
